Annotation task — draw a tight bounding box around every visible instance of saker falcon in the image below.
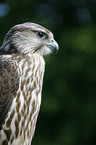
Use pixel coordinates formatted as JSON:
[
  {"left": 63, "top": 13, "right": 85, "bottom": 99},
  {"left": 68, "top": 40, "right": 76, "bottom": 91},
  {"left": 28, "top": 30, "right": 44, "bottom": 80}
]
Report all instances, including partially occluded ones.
[{"left": 0, "top": 22, "right": 59, "bottom": 145}]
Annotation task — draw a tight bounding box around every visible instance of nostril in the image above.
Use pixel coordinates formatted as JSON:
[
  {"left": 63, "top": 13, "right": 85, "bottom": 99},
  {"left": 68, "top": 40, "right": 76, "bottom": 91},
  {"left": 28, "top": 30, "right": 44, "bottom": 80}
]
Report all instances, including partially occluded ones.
[{"left": 51, "top": 39, "right": 54, "bottom": 42}]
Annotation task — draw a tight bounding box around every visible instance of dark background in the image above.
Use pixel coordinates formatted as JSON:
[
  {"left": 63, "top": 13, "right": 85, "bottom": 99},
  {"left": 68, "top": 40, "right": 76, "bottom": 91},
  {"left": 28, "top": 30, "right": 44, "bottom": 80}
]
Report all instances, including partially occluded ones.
[{"left": 0, "top": 0, "right": 96, "bottom": 145}]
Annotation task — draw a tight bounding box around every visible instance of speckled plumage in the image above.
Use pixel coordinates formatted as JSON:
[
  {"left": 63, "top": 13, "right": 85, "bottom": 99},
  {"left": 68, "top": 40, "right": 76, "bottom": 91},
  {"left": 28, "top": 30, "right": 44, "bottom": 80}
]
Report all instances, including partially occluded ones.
[{"left": 0, "top": 22, "right": 59, "bottom": 145}]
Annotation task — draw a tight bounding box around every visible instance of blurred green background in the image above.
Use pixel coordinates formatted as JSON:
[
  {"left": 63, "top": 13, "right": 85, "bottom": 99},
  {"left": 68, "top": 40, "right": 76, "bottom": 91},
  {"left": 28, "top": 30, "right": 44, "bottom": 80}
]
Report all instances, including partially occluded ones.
[{"left": 0, "top": 0, "right": 96, "bottom": 145}]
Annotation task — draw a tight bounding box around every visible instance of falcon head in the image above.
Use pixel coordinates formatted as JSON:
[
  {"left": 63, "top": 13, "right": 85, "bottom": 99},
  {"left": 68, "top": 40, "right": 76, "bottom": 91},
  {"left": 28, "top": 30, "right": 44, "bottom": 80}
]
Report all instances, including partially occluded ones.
[{"left": 0, "top": 23, "right": 59, "bottom": 56}]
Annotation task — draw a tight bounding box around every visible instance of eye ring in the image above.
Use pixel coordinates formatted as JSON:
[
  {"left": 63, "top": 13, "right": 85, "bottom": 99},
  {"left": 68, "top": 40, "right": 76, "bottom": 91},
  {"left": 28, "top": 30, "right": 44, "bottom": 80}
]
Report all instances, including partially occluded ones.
[{"left": 36, "top": 31, "right": 47, "bottom": 39}]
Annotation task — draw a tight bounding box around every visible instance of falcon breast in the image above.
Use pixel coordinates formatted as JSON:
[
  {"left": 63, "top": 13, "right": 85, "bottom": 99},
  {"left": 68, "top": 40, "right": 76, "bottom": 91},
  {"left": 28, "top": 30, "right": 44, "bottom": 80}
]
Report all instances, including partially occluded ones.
[{"left": 0, "top": 22, "right": 59, "bottom": 145}]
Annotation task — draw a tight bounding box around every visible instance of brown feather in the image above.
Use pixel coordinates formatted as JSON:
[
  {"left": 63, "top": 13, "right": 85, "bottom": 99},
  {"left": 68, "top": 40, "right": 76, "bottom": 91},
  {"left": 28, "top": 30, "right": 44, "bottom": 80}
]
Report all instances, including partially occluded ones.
[{"left": 0, "top": 57, "right": 19, "bottom": 126}]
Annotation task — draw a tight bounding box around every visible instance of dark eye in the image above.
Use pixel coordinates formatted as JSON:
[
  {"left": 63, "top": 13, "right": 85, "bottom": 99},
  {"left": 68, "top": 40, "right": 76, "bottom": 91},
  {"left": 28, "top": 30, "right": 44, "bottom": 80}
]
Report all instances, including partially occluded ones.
[{"left": 36, "top": 31, "right": 47, "bottom": 39}]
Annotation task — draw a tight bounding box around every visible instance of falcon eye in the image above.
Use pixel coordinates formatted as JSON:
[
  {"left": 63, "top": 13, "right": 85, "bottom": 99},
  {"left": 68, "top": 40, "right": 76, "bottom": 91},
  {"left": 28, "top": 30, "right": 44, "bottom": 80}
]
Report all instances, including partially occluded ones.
[
  {"left": 37, "top": 31, "right": 43, "bottom": 37},
  {"left": 36, "top": 31, "right": 47, "bottom": 39}
]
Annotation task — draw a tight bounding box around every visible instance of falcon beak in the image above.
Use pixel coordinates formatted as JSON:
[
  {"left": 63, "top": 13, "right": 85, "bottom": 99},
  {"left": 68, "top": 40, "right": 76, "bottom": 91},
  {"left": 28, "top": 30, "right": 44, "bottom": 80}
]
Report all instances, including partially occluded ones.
[{"left": 47, "top": 39, "right": 59, "bottom": 53}]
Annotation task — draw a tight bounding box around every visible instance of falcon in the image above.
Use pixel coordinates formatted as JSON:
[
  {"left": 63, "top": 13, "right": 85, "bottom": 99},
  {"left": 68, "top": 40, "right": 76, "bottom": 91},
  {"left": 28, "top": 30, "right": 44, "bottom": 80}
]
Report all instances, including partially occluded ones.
[{"left": 0, "top": 22, "right": 59, "bottom": 145}]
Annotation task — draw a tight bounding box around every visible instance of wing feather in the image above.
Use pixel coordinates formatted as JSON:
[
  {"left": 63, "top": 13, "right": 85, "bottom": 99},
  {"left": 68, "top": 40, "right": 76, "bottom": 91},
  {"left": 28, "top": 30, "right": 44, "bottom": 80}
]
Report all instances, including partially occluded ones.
[{"left": 0, "top": 57, "right": 19, "bottom": 126}]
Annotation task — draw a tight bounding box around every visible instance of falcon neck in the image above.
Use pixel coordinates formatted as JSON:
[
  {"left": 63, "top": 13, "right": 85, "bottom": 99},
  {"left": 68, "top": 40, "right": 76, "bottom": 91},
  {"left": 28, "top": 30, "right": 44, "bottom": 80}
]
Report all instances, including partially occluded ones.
[{"left": 16, "top": 53, "right": 45, "bottom": 80}]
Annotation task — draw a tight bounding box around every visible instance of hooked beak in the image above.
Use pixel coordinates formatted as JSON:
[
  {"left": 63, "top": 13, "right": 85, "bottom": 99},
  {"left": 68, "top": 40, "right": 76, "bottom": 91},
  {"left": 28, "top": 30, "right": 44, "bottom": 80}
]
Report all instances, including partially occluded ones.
[{"left": 47, "top": 39, "right": 59, "bottom": 53}]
